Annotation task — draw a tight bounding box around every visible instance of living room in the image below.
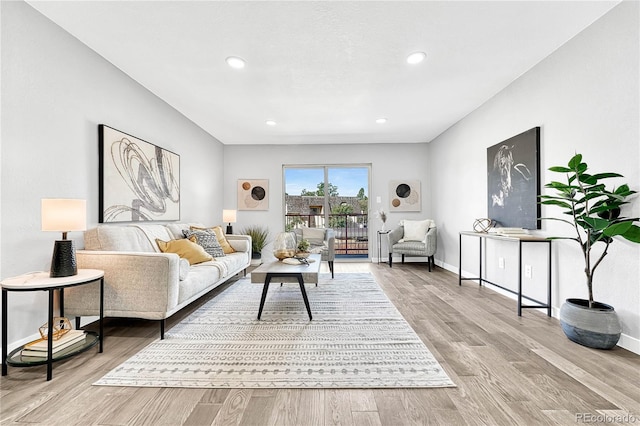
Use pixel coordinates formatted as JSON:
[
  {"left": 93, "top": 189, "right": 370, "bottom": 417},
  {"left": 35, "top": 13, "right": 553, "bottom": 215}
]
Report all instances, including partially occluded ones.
[{"left": 1, "top": 1, "right": 638, "bottom": 424}]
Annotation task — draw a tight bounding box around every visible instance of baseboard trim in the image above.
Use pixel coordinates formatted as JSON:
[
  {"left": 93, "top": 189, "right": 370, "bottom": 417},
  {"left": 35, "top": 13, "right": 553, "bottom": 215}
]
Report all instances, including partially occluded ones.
[{"left": 437, "top": 260, "right": 639, "bottom": 355}]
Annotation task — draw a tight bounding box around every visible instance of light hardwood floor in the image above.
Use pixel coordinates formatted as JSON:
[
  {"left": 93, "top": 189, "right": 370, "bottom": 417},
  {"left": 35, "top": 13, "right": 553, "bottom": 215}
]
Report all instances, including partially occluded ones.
[{"left": 1, "top": 262, "right": 639, "bottom": 425}]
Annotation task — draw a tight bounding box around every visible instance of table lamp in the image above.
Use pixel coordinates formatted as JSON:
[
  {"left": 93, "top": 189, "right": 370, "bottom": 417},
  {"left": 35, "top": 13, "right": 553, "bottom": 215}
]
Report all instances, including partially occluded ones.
[
  {"left": 223, "top": 209, "right": 236, "bottom": 234},
  {"left": 41, "top": 199, "right": 87, "bottom": 277}
]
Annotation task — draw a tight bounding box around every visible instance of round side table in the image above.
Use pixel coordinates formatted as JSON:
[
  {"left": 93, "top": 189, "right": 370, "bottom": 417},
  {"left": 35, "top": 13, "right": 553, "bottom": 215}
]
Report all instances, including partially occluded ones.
[{"left": 1, "top": 269, "right": 104, "bottom": 381}]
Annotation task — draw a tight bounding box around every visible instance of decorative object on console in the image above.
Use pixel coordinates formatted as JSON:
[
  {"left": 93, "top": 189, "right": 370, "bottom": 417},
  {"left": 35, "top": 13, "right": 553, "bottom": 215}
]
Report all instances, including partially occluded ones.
[
  {"left": 99, "top": 124, "right": 180, "bottom": 223},
  {"left": 540, "top": 153, "right": 640, "bottom": 349},
  {"left": 273, "top": 232, "right": 296, "bottom": 260},
  {"left": 487, "top": 127, "right": 540, "bottom": 229},
  {"left": 389, "top": 180, "right": 421, "bottom": 212},
  {"left": 41, "top": 198, "right": 86, "bottom": 277},
  {"left": 38, "top": 317, "right": 72, "bottom": 340},
  {"left": 238, "top": 179, "right": 268, "bottom": 210},
  {"left": 473, "top": 218, "right": 494, "bottom": 233},
  {"left": 222, "top": 209, "right": 237, "bottom": 234}
]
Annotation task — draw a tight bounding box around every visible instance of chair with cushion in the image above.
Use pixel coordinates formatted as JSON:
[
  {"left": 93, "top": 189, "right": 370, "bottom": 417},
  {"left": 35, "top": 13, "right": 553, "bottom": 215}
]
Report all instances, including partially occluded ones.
[
  {"left": 388, "top": 219, "right": 437, "bottom": 271},
  {"left": 292, "top": 227, "right": 336, "bottom": 278}
]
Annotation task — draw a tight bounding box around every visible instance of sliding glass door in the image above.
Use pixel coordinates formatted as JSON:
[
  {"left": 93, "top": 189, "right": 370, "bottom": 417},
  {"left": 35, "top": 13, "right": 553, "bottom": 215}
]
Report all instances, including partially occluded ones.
[{"left": 284, "top": 165, "right": 370, "bottom": 257}]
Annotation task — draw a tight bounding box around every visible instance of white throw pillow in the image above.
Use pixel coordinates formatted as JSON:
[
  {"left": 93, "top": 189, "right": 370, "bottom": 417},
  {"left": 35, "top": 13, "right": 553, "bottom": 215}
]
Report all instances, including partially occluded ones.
[
  {"left": 403, "top": 219, "right": 432, "bottom": 241},
  {"left": 302, "top": 227, "right": 326, "bottom": 246}
]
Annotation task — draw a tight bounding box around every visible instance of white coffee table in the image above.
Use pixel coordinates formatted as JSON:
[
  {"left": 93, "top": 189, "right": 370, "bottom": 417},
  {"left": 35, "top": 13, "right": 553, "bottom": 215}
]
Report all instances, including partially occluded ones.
[{"left": 251, "top": 254, "right": 321, "bottom": 320}]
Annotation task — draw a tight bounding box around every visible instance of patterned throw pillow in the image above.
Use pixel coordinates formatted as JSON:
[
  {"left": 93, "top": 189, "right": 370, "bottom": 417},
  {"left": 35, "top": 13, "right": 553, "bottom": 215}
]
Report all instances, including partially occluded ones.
[
  {"left": 191, "top": 225, "right": 236, "bottom": 254},
  {"left": 183, "top": 229, "right": 225, "bottom": 258}
]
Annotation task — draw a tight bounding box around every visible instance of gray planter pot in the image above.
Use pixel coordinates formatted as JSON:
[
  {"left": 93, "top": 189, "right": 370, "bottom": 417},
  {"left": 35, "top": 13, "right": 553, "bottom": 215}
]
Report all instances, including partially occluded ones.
[
  {"left": 250, "top": 252, "right": 262, "bottom": 266},
  {"left": 559, "top": 298, "right": 621, "bottom": 350}
]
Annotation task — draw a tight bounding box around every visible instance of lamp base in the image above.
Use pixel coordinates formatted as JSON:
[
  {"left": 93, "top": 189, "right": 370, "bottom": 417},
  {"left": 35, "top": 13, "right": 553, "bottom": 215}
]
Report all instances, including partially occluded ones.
[
  {"left": 50, "top": 240, "right": 77, "bottom": 278},
  {"left": 226, "top": 225, "right": 233, "bottom": 235}
]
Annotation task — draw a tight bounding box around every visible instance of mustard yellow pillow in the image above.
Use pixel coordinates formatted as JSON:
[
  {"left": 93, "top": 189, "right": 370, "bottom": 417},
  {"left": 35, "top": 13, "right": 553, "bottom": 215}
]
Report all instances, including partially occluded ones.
[
  {"left": 156, "top": 238, "right": 213, "bottom": 265},
  {"left": 191, "top": 225, "right": 236, "bottom": 254}
]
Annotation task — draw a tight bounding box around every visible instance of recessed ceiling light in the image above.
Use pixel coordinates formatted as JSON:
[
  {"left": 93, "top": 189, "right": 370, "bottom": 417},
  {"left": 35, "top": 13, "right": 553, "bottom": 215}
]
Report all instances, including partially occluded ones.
[
  {"left": 406, "top": 51, "right": 427, "bottom": 65},
  {"left": 376, "top": 118, "right": 387, "bottom": 124},
  {"left": 266, "top": 120, "right": 277, "bottom": 126},
  {"left": 226, "top": 56, "right": 246, "bottom": 69}
]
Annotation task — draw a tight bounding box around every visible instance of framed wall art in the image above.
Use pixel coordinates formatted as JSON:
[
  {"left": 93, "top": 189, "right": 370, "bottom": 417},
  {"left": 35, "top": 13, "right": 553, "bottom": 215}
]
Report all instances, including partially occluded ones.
[
  {"left": 389, "top": 180, "right": 421, "bottom": 212},
  {"left": 487, "top": 126, "right": 540, "bottom": 229},
  {"left": 99, "top": 124, "right": 180, "bottom": 223},
  {"left": 238, "top": 179, "right": 269, "bottom": 210}
]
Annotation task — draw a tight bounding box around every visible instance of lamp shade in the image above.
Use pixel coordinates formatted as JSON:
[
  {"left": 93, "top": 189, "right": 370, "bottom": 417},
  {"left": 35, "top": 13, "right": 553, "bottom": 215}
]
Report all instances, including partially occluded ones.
[
  {"left": 42, "top": 199, "right": 87, "bottom": 233},
  {"left": 223, "top": 209, "right": 237, "bottom": 224}
]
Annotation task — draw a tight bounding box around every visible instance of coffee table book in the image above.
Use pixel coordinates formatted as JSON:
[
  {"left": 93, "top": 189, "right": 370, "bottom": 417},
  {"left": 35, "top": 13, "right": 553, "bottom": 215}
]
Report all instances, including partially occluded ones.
[{"left": 21, "top": 330, "right": 86, "bottom": 358}]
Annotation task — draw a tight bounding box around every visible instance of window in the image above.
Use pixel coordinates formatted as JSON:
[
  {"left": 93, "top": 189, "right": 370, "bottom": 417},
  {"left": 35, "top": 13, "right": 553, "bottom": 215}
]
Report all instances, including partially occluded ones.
[{"left": 284, "top": 165, "right": 370, "bottom": 257}]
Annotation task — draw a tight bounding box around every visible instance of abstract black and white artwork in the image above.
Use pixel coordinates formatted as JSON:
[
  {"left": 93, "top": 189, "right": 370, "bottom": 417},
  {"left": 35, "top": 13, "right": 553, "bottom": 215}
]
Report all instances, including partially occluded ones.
[
  {"left": 238, "top": 179, "right": 269, "bottom": 210},
  {"left": 389, "top": 180, "right": 421, "bottom": 212},
  {"left": 99, "top": 125, "right": 180, "bottom": 223},
  {"left": 487, "top": 127, "right": 540, "bottom": 229}
]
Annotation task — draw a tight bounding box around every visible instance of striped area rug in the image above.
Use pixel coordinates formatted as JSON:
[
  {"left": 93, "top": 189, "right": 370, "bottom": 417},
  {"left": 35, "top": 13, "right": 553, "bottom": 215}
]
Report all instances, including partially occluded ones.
[{"left": 94, "top": 273, "right": 455, "bottom": 388}]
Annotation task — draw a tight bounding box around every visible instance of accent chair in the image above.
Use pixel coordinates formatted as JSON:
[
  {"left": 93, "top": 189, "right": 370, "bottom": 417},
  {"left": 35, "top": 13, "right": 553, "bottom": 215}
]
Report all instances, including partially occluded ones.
[
  {"left": 388, "top": 219, "right": 437, "bottom": 271},
  {"left": 292, "top": 227, "right": 336, "bottom": 278}
]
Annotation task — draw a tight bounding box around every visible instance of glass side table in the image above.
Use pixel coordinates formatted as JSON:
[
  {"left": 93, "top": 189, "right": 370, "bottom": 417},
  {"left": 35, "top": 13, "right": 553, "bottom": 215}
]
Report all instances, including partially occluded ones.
[
  {"left": 377, "top": 230, "right": 391, "bottom": 265},
  {"left": 1, "top": 269, "right": 104, "bottom": 381}
]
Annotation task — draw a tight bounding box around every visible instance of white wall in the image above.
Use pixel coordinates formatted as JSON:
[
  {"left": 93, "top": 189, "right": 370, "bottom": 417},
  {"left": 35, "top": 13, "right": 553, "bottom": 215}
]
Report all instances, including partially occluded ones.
[
  {"left": 429, "top": 1, "right": 639, "bottom": 352},
  {"left": 223, "top": 143, "right": 431, "bottom": 259},
  {"left": 0, "top": 2, "right": 224, "bottom": 351}
]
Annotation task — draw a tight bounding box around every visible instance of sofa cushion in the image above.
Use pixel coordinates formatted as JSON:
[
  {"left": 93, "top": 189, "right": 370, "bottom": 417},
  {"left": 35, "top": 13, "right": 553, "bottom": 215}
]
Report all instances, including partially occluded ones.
[
  {"left": 184, "top": 229, "right": 225, "bottom": 258},
  {"left": 165, "top": 223, "right": 206, "bottom": 240},
  {"left": 156, "top": 238, "right": 213, "bottom": 265},
  {"left": 403, "top": 219, "right": 433, "bottom": 242},
  {"left": 84, "top": 226, "right": 158, "bottom": 252}
]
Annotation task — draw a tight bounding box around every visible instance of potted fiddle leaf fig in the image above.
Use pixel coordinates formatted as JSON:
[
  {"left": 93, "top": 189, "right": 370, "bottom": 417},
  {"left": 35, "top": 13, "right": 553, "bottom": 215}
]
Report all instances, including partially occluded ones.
[
  {"left": 540, "top": 153, "right": 640, "bottom": 349},
  {"left": 241, "top": 225, "right": 270, "bottom": 266}
]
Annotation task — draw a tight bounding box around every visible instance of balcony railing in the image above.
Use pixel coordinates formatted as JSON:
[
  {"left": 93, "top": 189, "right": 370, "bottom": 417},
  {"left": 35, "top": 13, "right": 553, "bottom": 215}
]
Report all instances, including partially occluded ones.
[{"left": 285, "top": 213, "right": 369, "bottom": 256}]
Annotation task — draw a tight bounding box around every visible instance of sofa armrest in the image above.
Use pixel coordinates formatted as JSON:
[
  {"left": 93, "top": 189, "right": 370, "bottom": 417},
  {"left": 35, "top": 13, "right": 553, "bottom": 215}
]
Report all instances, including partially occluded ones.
[
  {"left": 388, "top": 227, "right": 403, "bottom": 246},
  {"left": 425, "top": 227, "right": 437, "bottom": 254},
  {"left": 226, "top": 234, "right": 251, "bottom": 253},
  {"left": 325, "top": 229, "right": 336, "bottom": 259},
  {"left": 66, "top": 250, "right": 181, "bottom": 320}
]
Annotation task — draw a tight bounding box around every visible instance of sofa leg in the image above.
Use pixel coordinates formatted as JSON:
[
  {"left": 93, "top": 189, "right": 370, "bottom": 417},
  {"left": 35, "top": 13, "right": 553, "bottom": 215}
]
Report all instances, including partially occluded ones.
[
  {"left": 389, "top": 253, "right": 393, "bottom": 267},
  {"left": 160, "top": 319, "right": 165, "bottom": 340},
  {"left": 402, "top": 254, "right": 405, "bottom": 264},
  {"left": 329, "top": 261, "right": 334, "bottom": 278},
  {"left": 428, "top": 257, "right": 432, "bottom": 272},
  {"left": 75, "top": 317, "right": 81, "bottom": 329}
]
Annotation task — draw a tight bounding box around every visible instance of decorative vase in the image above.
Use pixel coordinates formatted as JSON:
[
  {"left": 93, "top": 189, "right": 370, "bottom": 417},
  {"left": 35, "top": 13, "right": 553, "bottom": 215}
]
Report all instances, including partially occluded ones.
[
  {"left": 273, "top": 232, "right": 296, "bottom": 260},
  {"left": 559, "top": 298, "right": 621, "bottom": 350}
]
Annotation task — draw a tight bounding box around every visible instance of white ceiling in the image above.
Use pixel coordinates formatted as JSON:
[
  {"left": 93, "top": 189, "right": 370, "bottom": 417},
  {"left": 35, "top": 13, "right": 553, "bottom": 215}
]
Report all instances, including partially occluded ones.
[{"left": 27, "top": 1, "right": 619, "bottom": 145}]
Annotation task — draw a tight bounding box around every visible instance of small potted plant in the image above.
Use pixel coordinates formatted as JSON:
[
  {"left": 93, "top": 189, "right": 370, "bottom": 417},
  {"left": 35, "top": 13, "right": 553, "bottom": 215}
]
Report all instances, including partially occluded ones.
[
  {"left": 296, "top": 238, "right": 311, "bottom": 258},
  {"left": 241, "top": 225, "right": 270, "bottom": 266},
  {"left": 539, "top": 153, "right": 640, "bottom": 349}
]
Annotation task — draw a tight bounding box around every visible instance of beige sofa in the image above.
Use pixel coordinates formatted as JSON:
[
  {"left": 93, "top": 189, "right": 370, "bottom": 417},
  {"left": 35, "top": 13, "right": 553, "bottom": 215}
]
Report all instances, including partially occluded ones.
[{"left": 65, "top": 223, "right": 251, "bottom": 338}]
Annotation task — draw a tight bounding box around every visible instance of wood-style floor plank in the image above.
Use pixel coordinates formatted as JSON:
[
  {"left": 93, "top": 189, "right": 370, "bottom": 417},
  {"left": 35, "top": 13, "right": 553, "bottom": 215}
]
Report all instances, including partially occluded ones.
[{"left": 1, "top": 263, "right": 638, "bottom": 426}]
